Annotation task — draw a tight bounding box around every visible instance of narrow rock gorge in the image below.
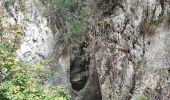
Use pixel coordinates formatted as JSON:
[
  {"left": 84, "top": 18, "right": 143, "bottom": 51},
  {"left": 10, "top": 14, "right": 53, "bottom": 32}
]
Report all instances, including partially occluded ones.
[{"left": 0, "top": 0, "right": 170, "bottom": 100}]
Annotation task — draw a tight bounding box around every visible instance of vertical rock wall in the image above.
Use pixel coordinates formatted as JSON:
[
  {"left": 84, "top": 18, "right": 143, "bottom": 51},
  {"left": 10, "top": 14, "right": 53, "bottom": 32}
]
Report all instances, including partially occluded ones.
[
  {"left": 0, "top": 0, "right": 64, "bottom": 85},
  {"left": 0, "top": 0, "right": 58, "bottom": 63},
  {"left": 86, "top": 0, "right": 170, "bottom": 99},
  {"left": 1, "top": 0, "right": 170, "bottom": 100}
]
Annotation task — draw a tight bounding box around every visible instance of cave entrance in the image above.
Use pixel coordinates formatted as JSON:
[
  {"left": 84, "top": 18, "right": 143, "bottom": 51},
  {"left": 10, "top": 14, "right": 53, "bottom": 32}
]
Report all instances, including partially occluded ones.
[{"left": 70, "top": 57, "right": 90, "bottom": 91}]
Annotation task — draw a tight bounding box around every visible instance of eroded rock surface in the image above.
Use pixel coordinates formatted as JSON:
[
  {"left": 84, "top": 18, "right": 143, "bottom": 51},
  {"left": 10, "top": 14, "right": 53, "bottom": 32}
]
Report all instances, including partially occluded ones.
[
  {"left": 1, "top": 0, "right": 170, "bottom": 100},
  {"left": 86, "top": 0, "right": 170, "bottom": 99}
]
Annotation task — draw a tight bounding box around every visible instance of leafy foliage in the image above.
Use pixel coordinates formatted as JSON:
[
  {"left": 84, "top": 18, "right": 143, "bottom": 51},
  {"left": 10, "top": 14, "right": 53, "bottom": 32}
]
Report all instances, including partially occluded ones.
[
  {"left": 135, "top": 95, "right": 148, "bottom": 100},
  {"left": 64, "top": 19, "right": 86, "bottom": 46},
  {"left": 39, "top": 0, "right": 88, "bottom": 47},
  {"left": 0, "top": 40, "right": 70, "bottom": 100},
  {"left": 47, "top": 0, "right": 79, "bottom": 12}
]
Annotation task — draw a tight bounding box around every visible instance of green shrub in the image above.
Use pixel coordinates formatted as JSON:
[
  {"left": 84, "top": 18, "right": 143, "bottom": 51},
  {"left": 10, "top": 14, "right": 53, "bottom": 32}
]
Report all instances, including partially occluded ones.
[
  {"left": 135, "top": 95, "right": 148, "bottom": 100},
  {"left": 0, "top": 40, "right": 70, "bottom": 100},
  {"left": 63, "top": 19, "right": 86, "bottom": 47},
  {"left": 40, "top": 0, "right": 87, "bottom": 47},
  {"left": 0, "top": 1, "right": 70, "bottom": 99},
  {"left": 42, "top": 0, "right": 78, "bottom": 16},
  {"left": 66, "top": 19, "right": 85, "bottom": 37}
]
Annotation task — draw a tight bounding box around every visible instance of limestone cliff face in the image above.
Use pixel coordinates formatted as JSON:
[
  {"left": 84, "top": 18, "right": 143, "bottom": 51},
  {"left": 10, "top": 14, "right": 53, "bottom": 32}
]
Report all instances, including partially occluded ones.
[
  {"left": 1, "top": 0, "right": 170, "bottom": 100},
  {"left": 87, "top": 0, "right": 170, "bottom": 99},
  {"left": 1, "top": 0, "right": 58, "bottom": 63},
  {"left": 0, "top": 0, "right": 64, "bottom": 85}
]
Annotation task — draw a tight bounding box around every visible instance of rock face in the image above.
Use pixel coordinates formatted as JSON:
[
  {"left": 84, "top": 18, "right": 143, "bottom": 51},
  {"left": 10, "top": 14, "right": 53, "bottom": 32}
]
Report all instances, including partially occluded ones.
[
  {"left": 87, "top": 0, "right": 170, "bottom": 99},
  {"left": 0, "top": 0, "right": 58, "bottom": 63},
  {"left": 0, "top": 0, "right": 63, "bottom": 85},
  {"left": 1, "top": 0, "right": 170, "bottom": 100}
]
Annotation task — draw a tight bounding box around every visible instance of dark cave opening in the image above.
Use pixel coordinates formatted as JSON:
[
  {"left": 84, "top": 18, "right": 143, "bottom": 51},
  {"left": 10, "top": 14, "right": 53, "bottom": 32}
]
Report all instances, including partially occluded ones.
[
  {"left": 70, "top": 57, "right": 90, "bottom": 91},
  {"left": 69, "top": 41, "right": 102, "bottom": 99}
]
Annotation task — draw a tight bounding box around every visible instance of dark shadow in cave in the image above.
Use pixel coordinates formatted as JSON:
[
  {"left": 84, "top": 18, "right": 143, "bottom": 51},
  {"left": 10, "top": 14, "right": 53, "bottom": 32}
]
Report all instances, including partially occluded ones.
[
  {"left": 70, "top": 57, "right": 90, "bottom": 91},
  {"left": 70, "top": 41, "right": 102, "bottom": 100}
]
